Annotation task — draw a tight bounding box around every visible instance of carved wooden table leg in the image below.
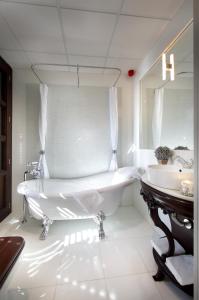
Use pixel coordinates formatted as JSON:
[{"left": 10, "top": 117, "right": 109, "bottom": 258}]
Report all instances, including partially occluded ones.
[
  {"left": 153, "top": 267, "right": 165, "bottom": 281},
  {"left": 140, "top": 187, "right": 175, "bottom": 281},
  {"left": 141, "top": 188, "right": 175, "bottom": 259},
  {"left": 140, "top": 180, "right": 194, "bottom": 297}
]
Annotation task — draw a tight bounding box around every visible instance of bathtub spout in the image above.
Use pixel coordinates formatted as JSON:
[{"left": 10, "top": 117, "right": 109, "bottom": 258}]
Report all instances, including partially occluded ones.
[
  {"left": 40, "top": 216, "right": 53, "bottom": 240},
  {"left": 95, "top": 211, "right": 106, "bottom": 240}
]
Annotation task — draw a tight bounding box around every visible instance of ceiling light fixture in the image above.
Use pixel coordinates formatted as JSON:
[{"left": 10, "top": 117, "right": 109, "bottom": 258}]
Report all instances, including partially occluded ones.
[{"left": 162, "top": 53, "right": 175, "bottom": 81}]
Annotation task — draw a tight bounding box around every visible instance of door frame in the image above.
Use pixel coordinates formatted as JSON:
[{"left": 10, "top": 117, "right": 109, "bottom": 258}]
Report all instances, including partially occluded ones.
[{"left": 0, "top": 56, "right": 12, "bottom": 222}]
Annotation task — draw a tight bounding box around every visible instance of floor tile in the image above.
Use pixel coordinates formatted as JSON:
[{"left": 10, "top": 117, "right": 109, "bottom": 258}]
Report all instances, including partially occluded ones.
[
  {"left": 106, "top": 273, "right": 162, "bottom": 300},
  {"left": 8, "top": 215, "right": 100, "bottom": 244},
  {"left": 104, "top": 207, "right": 153, "bottom": 240},
  {"left": 100, "top": 238, "right": 147, "bottom": 278},
  {"left": 2, "top": 217, "right": 43, "bottom": 241},
  {"left": 3, "top": 239, "right": 64, "bottom": 289},
  {"left": 50, "top": 218, "right": 100, "bottom": 244},
  {"left": 134, "top": 237, "right": 157, "bottom": 273},
  {"left": 0, "top": 214, "right": 20, "bottom": 236},
  {"left": 54, "top": 279, "right": 108, "bottom": 300},
  {"left": 0, "top": 286, "right": 55, "bottom": 300},
  {"left": 0, "top": 206, "right": 192, "bottom": 300},
  {"left": 107, "top": 206, "right": 143, "bottom": 221},
  {"left": 155, "top": 279, "right": 193, "bottom": 300},
  {"left": 56, "top": 242, "right": 104, "bottom": 284}
]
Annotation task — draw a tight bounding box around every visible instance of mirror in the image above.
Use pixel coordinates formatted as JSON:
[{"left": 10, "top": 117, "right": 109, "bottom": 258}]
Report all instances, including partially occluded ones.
[{"left": 140, "top": 22, "right": 193, "bottom": 150}]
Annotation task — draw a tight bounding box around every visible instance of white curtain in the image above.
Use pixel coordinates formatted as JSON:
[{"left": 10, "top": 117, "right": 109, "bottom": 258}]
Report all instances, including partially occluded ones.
[
  {"left": 109, "top": 87, "right": 118, "bottom": 171},
  {"left": 152, "top": 88, "right": 164, "bottom": 149},
  {"left": 38, "top": 84, "right": 49, "bottom": 178}
]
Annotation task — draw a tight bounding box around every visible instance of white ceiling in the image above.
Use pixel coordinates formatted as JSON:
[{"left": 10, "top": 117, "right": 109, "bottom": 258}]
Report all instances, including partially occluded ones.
[{"left": 0, "top": 0, "right": 185, "bottom": 74}]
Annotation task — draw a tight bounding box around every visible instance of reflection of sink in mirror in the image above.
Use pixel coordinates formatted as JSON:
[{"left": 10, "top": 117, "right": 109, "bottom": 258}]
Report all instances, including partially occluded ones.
[{"left": 147, "top": 164, "right": 193, "bottom": 190}]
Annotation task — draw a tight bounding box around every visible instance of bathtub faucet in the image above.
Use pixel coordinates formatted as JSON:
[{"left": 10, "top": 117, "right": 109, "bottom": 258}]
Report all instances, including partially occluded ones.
[
  {"left": 22, "top": 161, "right": 40, "bottom": 224},
  {"left": 25, "top": 161, "right": 41, "bottom": 180}
]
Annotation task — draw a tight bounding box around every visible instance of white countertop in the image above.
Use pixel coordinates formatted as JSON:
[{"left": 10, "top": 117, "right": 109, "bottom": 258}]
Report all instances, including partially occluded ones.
[{"left": 141, "top": 175, "right": 194, "bottom": 202}]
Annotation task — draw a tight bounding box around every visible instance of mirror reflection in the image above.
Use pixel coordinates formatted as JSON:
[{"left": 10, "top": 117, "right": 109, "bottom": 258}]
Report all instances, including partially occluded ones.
[{"left": 140, "top": 23, "right": 193, "bottom": 150}]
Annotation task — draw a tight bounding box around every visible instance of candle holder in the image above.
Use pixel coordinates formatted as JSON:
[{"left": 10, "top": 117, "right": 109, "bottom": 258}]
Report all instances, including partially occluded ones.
[{"left": 180, "top": 180, "right": 194, "bottom": 197}]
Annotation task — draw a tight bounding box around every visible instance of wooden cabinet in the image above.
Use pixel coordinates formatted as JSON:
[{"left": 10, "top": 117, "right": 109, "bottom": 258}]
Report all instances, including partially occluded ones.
[
  {"left": 0, "top": 237, "right": 25, "bottom": 288},
  {"left": 0, "top": 57, "right": 12, "bottom": 222},
  {"left": 140, "top": 179, "right": 193, "bottom": 296}
]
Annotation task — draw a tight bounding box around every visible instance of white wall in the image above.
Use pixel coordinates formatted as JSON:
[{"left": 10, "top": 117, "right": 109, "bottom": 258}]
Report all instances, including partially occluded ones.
[
  {"left": 25, "top": 83, "right": 134, "bottom": 178},
  {"left": 12, "top": 71, "right": 27, "bottom": 215},
  {"left": 194, "top": 1, "right": 199, "bottom": 295},
  {"left": 46, "top": 85, "right": 111, "bottom": 178}
]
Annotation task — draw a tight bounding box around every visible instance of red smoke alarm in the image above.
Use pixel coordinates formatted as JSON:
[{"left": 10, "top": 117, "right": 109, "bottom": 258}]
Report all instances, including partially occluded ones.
[{"left": 128, "top": 69, "right": 135, "bottom": 77}]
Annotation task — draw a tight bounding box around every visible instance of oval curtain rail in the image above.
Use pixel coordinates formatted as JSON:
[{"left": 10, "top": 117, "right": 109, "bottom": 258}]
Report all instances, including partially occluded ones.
[{"left": 31, "top": 63, "right": 122, "bottom": 87}]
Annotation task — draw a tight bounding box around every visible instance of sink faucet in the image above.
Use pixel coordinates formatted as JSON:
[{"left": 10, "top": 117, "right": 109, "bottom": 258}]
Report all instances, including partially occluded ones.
[{"left": 173, "top": 156, "right": 193, "bottom": 169}]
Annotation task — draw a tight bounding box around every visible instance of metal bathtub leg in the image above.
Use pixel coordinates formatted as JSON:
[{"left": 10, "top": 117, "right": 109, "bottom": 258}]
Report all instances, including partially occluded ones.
[
  {"left": 21, "top": 196, "right": 28, "bottom": 224},
  {"left": 40, "top": 216, "right": 53, "bottom": 240},
  {"left": 95, "top": 211, "right": 106, "bottom": 240}
]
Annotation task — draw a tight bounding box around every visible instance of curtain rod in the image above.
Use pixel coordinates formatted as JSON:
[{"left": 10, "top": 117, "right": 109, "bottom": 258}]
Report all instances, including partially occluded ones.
[
  {"left": 156, "top": 71, "right": 193, "bottom": 90},
  {"left": 31, "top": 63, "right": 122, "bottom": 87}
]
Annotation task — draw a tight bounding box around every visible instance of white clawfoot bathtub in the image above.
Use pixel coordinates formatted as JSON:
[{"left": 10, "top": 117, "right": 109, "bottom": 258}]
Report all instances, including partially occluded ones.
[{"left": 17, "top": 167, "right": 136, "bottom": 239}]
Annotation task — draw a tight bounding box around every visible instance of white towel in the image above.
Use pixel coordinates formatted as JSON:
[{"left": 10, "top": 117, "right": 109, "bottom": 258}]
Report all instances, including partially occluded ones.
[
  {"left": 151, "top": 236, "right": 185, "bottom": 256},
  {"left": 165, "top": 255, "right": 193, "bottom": 286}
]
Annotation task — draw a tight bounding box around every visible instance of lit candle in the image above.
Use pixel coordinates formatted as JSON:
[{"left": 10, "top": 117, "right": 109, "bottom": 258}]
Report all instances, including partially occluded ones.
[{"left": 180, "top": 180, "right": 194, "bottom": 197}]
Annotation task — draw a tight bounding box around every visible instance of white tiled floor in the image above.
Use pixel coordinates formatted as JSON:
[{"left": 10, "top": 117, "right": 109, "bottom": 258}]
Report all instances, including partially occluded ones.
[{"left": 0, "top": 206, "right": 192, "bottom": 300}]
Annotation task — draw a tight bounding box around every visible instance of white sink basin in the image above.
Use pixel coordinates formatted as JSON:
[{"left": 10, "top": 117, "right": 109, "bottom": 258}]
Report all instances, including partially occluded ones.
[{"left": 147, "top": 164, "right": 193, "bottom": 190}]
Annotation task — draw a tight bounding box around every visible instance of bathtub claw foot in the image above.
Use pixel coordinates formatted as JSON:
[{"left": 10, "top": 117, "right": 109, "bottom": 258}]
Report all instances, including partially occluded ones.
[
  {"left": 21, "top": 217, "right": 27, "bottom": 224},
  {"left": 21, "top": 197, "right": 28, "bottom": 224},
  {"left": 95, "top": 211, "right": 106, "bottom": 240},
  {"left": 99, "top": 229, "right": 105, "bottom": 240},
  {"left": 40, "top": 216, "right": 53, "bottom": 240}
]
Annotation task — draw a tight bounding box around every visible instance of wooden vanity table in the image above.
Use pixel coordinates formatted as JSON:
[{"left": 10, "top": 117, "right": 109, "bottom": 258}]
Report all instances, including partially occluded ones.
[{"left": 140, "top": 177, "right": 193, "bottom": 296}]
